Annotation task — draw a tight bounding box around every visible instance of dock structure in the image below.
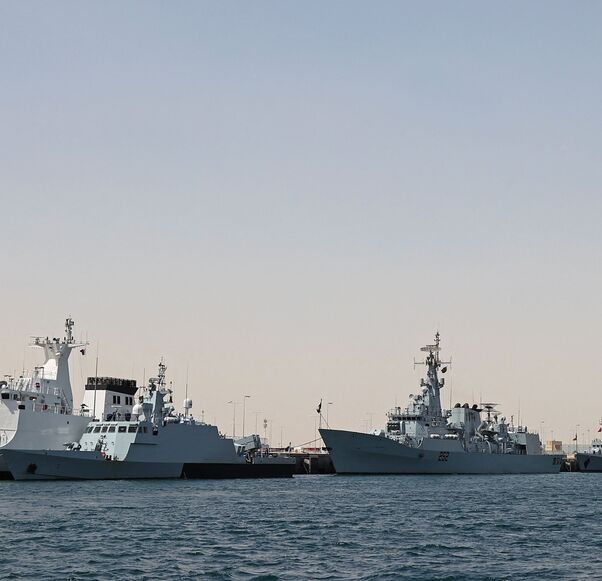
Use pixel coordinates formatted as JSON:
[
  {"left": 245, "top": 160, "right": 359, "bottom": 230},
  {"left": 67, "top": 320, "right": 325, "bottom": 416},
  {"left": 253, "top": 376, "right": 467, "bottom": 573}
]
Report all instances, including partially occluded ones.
[{"left": 269, "top": 448, "right": 335, "bottom": 474}]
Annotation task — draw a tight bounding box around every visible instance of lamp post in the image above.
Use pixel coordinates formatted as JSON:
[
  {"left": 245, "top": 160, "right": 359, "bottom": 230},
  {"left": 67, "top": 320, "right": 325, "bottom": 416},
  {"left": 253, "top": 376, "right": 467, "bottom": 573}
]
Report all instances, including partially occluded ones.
[
  {"left": 254, "top": 410, "right": 262, "bottom": 435},
  {"left": 227, "top": 401, "right": 239, "bottom": 438},
  {"left": 242, "top": 395, "right": 251, "bottom": 437}
]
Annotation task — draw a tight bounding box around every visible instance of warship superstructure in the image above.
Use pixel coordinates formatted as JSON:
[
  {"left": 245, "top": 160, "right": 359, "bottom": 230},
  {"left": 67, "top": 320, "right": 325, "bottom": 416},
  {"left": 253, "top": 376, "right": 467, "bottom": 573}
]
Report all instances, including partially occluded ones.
[
  {"left": 0, "top": 319, "right": 91, "bottom": 478},
  {"left": 321, "top": 334, "right": 564, "bottom": 474},
  {"left": 2, "top": 361, "right": 295, "bottom": 480}
]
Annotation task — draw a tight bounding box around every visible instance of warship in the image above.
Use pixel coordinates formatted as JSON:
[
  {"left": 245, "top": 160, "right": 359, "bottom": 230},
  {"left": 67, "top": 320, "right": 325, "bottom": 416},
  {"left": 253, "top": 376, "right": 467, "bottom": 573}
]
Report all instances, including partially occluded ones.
[
  {"left": 2, "top": 361, "right": 295, "bottom": 480},
  {"left": 321, "top": 333, "right": 564, "bottom": 474},
  {"left": 574, "top": 422, "right": 602, "bottom": 472},
  {"left": 0, "top": 319, "right": 91, "bottom": 478}
]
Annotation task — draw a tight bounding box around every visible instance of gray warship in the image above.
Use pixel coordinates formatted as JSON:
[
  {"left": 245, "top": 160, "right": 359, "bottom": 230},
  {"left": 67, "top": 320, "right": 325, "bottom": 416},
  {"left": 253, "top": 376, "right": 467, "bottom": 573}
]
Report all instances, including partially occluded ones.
[
  {"left": 1, "top": 361, "right": 294, "bottom": 480},
  {"left": 320, "top": 334, "right": 564, "bottom": 474},
  {"left": 575, "top": 422, "right": 602, "bottom": 472}
]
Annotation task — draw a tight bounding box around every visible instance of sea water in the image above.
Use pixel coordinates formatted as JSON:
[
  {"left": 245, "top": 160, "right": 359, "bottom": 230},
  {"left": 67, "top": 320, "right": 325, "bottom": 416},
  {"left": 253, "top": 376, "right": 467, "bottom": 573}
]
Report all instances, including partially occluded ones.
[{"left": 0, "top": 473, "right": 598, "bottom": 580}]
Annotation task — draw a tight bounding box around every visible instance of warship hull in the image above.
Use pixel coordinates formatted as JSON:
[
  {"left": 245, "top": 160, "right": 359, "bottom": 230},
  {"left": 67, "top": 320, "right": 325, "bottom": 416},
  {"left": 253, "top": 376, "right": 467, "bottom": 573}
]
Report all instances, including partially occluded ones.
[
  {"left": 575, "top": 453, "right": 602, "bottom": 472},
  {"left": 0, "top": 449, "right": 295, "bottom": 480},
  {"left": 321, "top": 429, "right": 564, "bottom": 475},
  {"left": 0, "top": 411, "right": 90, "bottom": 479}
]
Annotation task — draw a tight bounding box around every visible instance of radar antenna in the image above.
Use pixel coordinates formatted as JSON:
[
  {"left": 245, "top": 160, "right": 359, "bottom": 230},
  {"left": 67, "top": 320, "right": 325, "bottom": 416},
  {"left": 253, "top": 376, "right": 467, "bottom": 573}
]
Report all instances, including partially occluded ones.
[
  {"left": 480, "top": 403, "right": 499, "bottom": 422},
  {"left": 65, "top": 317, "right": 74, "bottom": 344},
  {"left": 157, "top": 358, "right": 167, "bottom": 389},
  {"left": 414, "top": 332, "right": 452, "bottom": 369}
]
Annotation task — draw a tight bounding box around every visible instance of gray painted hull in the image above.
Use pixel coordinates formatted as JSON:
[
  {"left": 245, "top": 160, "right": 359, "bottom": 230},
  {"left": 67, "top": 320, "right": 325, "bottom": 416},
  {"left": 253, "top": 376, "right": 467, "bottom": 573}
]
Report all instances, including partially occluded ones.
[
  {"left": 2, "top": 450, "right": 181, "bottom": 480},
  {"left": 0, "top": 456, "right": 11, "bottom": 479},
  {"left": 1, "top": 449, "right": 295, "bottom": 480},
  {"left": 575, "top": 453, "right": 602, "bottom": 472},
  {"left": 321, "top": 429, "right": 564, "bottom": 475}
]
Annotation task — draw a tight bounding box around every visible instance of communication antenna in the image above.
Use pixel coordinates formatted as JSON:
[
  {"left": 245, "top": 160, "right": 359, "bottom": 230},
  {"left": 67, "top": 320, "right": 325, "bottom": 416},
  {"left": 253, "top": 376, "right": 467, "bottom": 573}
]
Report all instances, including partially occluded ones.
[
  {"left": 184, "top": 363, "right": 190, "bottom": 418},
  {"left": 157, "top": 358, "right": 166, "bottom": 389},
  {"left": 414, "top": 332, "right": 451, "bottom": 370},
  {"left": 65, "top": 317, "right": 74, "bottom": 343},
  {"left": 185, "top": 363, "right": 189, "bottom": 401},
  {"left": 93, "top": 342, "right": 99, "bottom": 421}
]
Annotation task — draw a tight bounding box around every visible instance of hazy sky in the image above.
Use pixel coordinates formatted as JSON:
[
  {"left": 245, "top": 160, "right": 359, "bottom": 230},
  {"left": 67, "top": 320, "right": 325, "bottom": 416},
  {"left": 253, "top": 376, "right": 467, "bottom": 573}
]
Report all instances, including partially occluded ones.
[{"left": 1, "top": 2, "right": 601, "bottom": 446}]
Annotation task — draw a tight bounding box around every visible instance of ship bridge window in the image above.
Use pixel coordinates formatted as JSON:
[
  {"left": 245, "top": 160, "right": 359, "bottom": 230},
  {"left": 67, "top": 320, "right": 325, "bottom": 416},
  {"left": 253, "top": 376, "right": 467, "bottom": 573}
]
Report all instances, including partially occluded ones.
[
  {"left": 101, "top": 426, "right": 108, "bottom": 433},
  {"left": 118, "top": 426, "right": 127, "bottom": 433},
  {"left": 93, "top": 426, "right": 102, "bottom": 433},
  {"left": 108, "top": 426, "right": 116, "bottom": 433},
  {"left": 1, "top": 393, "right": 9, "bottom": 400},
  {"left": 85, "top": 426, "right": 93, "bottom": 433},
  {"left": 128, "top": 425, "right": 137, "bottom": 433}
]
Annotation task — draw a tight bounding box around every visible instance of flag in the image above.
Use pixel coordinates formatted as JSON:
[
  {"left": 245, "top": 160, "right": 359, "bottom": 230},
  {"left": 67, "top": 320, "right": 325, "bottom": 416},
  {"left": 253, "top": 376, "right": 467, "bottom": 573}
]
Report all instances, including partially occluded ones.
[
  {"left": 598, "top": 427, "right": 602, "bottom": 433},
  {"left": 573, "top": 434, "right": 578, "bottom": 441},
  {"left": 316, "top": 399, "right": 322, "bottom": 414},
  {"left": 80, "top": 348, "right": 86, "bottom": 355}
]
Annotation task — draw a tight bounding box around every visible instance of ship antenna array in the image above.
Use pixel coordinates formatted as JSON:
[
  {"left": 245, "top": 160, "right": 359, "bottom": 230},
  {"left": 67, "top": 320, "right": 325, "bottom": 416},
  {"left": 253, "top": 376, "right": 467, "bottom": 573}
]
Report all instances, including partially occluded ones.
[
  {"left": 185, "top": 364, "right": 189, "bottom": 400},
  {"left": 184, "top": 363, "right": 189, "bottom": 418},
  {"left": 93, "top": 342, "right": 99, "bottom": 421},
  {"left": 158, "top": 358, "right": 167, "bottom": 389},
  {"left": 65, "top": 317, "right": 74, "bottom": 343}
]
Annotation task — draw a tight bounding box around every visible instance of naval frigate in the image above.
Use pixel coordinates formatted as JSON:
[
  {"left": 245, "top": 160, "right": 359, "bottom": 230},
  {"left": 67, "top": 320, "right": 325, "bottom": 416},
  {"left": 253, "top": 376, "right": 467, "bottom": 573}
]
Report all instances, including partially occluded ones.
[{"left": 320, "top": 333, "right": 564, "bottom": 474}]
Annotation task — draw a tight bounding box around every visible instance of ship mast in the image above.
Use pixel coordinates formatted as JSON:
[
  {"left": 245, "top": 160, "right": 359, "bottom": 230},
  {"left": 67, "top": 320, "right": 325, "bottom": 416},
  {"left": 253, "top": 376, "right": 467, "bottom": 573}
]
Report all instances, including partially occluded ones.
[
  {"left": 414, "top": 332, "right": 451, "bottom": 418},
  {"left": 29, "top": 317, "right": 87, "bottom": 413}
]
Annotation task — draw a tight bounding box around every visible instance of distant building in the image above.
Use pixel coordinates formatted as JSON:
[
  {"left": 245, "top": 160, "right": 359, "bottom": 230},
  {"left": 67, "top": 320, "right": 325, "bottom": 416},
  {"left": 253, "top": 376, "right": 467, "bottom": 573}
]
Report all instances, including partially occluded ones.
[{"left": 544, "top": 440, "right": 563, "bottom": 454}]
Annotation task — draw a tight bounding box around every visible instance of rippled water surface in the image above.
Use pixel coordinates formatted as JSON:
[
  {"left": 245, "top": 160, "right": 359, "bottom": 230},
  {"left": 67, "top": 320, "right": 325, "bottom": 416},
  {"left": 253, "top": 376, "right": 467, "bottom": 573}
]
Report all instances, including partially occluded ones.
[{"left": 0, "top": 473, "right": 599, "bottom": 580}]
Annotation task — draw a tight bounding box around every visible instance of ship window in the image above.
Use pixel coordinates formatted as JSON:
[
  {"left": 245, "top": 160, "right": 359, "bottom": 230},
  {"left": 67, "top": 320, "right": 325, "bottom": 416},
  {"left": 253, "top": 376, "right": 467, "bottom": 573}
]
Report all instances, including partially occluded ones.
[
  {"left": 108, "top": 426, "right": 116, "bottom": 433},
  {"left": 128, "top": 425, "right": 137, "bottom": 433},
  {"left": 101, "top": 426, "right": 108, "bottom": 433},
  {"left": 85, "top": 426, "right": 93, "bottom": 433},
  {"left": 93, "top": 426, "right": 102, "bottom": 433},
  {"left": 13, "top": 394, "right": 18, "bottom": 400},
  {"left": 118, "top": 426, "right": 127, "bottom": 433},
  {"left": 1, "top": 393, "right": 8, "bottom": 399}
]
